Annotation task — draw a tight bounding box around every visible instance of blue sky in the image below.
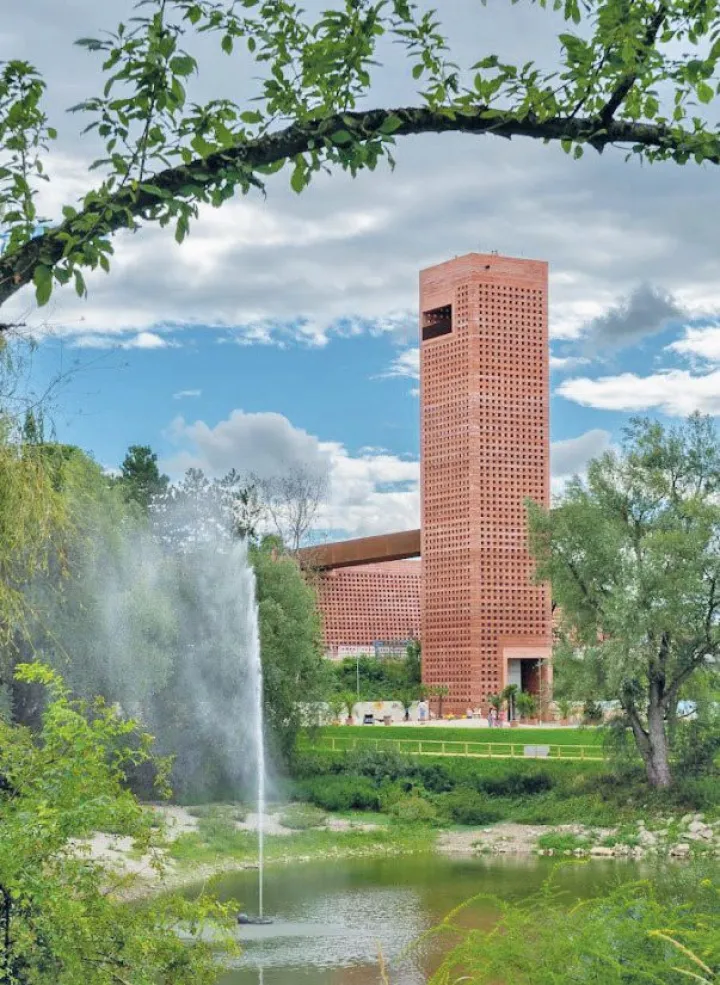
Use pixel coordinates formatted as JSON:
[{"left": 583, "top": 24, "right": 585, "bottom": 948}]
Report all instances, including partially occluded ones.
[{"left": 4, "top": 0, "right": 720, "bottom": 538}]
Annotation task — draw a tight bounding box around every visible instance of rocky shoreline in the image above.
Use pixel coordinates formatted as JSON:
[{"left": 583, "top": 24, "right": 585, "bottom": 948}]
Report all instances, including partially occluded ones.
[
  {"left": 439, "top": 813, "right": 720, "bottom": 860},
  {"left": 80, "top": 806, "right": 719, "bottom": 902}
]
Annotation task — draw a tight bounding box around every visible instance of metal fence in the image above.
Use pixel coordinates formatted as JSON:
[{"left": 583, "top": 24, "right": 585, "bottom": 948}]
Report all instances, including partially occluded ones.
[{"left": 303, "top": 735, "right": 605, "bottom": 761}]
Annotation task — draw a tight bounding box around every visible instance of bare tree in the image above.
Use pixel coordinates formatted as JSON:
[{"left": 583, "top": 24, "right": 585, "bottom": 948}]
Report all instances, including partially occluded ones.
[{"left": 249, "top": 464, "right": 329, "bottom": 552}]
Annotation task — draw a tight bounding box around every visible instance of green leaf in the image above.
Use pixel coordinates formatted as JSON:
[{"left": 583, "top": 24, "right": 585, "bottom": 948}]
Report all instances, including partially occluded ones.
[
  {"left": 221, "top": 34, "right": 233, "bottom": 55},
  {"left": 331, "top": 129, "right": 354, "bottom": 144},
  {"left": 170, "top": 55, "right": 196, "bottom": 77},
  {"left": 74, "top": 269, "right": 86, "bottom": 298},
  {"left": 290, "top": 164, "right": 307, "bottom": 193},
  {"left": 412, "top": 63, "right": 424, "bottom": 79},
  {"left": 240, "top": 110, "right": 263, "bottom": 125},
  {"left": 139, "top": 184, "right": 171, "bottom": 200},
  {"left": 697, "top": 82, "right": 714, "bottom": 104},
  {"left": 379, "top": 114, "right": 404, "bottom": 135},
  {"left": 33, "top": 265, "right": 53, "bottom": 306}
]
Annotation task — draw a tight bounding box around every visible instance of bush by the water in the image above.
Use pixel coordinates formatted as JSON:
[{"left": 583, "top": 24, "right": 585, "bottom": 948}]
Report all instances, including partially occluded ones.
[
  {"left": 390, "top": 796, "right": 440, "bottom": 824},
  {"left": 299, "top": 776, "right": 384, "bottom": 813},
  {"left": 430, "top": 870, "right": 720, "bottom": 984},
  {"left": 435, "top": 790, "right": 502, "bottom": 826},
  {"left": 291, "top": 747, "right": 719, "bottom": 827}
]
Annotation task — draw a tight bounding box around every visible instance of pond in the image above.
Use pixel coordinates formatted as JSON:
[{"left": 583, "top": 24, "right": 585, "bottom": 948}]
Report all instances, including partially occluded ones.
[{"left": 189, "top": 854, "right": 642, "bottom": 985}]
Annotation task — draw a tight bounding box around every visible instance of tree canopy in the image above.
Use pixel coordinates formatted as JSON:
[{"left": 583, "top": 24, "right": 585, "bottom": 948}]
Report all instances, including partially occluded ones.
[
  {"left": 0, "top": 662, "right": 235, "bottom": 984},
  {"left": 119, "top": 444, "right": 170, "bottom": 511},
  {"left": 529, "top": 413, "right": 720, "bottom": 788},
  {"left": 1, "top": 0, "right": 720, "bottom": 314}
]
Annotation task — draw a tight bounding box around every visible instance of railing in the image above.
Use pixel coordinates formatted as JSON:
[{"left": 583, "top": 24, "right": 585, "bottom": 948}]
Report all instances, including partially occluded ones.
[{"left": 302, "top": 735, "right": 605, "bottom": 761}]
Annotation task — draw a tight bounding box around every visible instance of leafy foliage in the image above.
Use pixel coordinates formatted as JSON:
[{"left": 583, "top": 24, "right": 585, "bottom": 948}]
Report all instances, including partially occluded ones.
[
  {"left": 253, "top": 535, "right": 329, "bottom": 760},
  {"left": 3, "top": 0, "right": 720, "bottom": 310},
  {"left": 529, "top": 414, "right": 720, "bottom": 787},
  {"left": 0, "top": 663, "right": 236, "bottom": 985},
  {"left": 429, "top": 875, "right": 720, "bottom": 985},
  {"left": 119, "top": 443, "right": 170, "bottom": 511},
  {"left": 329, "top": 642, "right": 422, "bottom": 702}
]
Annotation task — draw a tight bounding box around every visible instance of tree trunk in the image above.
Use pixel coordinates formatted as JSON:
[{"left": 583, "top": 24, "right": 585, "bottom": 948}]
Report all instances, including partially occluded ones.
[
  {"left": 627, "top": 695, "right": 672, "bottom": 789},
  {"left": 645, "top": 698, "right": 672, "bottom": 788}
]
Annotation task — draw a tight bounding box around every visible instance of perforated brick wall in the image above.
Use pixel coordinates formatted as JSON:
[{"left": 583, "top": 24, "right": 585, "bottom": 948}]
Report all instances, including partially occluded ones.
[
  {"left": 420, "top": 253, "right": 551, "bottom": 711},
  {"left": 317, "top": 560, "right": 421, "bottom": 656}
]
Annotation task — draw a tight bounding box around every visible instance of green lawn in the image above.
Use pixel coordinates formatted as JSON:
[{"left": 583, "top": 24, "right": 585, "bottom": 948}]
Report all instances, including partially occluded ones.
[{"left": 318, "top": 725, "right": 602, "bottom": 746}]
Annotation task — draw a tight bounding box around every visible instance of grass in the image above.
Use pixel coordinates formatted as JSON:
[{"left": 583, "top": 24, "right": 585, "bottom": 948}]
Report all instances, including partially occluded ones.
[
  {"left": 185, "top": 804, "right": 247, "bottom": 822},
  {"left": 536, "top": 831, "right": 592, "bottom": 852},
  {"left": 323, "top": 725, "right": 602, "bottom": 746},
  {"left": 168, "top": 820, "right": 435, "bottom": 867},
  {"left": 278, "top": 804, "right": 327, "bottom": 830},
  {"left": 310, "top": 726, "right": 604, "bottom": 761}
]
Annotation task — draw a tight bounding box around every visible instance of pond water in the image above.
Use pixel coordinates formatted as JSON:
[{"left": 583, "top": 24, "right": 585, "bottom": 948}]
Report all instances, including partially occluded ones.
[{"left": 190, "top": 854, "right": 641, "bottom": 985}]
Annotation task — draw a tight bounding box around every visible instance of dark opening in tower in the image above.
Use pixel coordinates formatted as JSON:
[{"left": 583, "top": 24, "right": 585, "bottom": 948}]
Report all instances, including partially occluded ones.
[{"left": 422, "top": 304, "right": 452, "bottom": 341}]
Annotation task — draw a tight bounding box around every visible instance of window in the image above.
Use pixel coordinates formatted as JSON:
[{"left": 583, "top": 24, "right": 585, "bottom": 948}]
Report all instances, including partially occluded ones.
[{"left": 422, "top": 304, "right": 452, "bottom": 341}]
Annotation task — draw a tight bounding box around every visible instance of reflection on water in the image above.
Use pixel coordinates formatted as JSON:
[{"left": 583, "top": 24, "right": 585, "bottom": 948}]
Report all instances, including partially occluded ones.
[{"left": 188, "top": 854, "right": 640, "bottom": 985}]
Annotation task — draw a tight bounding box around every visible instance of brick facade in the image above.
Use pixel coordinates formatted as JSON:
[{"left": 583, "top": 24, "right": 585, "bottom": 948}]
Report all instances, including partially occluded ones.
[
  {"left": 315, "top": 560, "right": 421, "bottom": 659},
  {"left": 420, "top": 254, "right": 551, "bottom": 710},
  {"left": 312, "top": 253, "right": 551, "bottom": 710}
]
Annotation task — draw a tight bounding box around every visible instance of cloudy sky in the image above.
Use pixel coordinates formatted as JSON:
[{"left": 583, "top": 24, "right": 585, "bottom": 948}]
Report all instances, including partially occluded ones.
[{"left": 3, "top": 0, "right": 720, "bottom": 538}]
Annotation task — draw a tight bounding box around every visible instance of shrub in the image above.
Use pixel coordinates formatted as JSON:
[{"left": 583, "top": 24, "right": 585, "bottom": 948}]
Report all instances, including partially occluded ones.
[
  {"left": 431, "top": 875, "right": 720, "bottom": 984},
  {"left": 278, "top": 804, "right": 327, "bottom": 830},
  {"left": 186, "top": 803, "right": 247, "bottom": 822},
  {"left": 391, "top": 796, "right": 439, "bottom": 824},
  {"left": 673, "top": 720, "right": 720, "bottom": 777},
  {"left": 415, "top": 761, "right": 455, "bottom": 793},
  {"left": 582, "top": 699, "right": 603, "bottom": 725},
  {"left": 342, "top": 746, "right": 415, "bottom": 784},
  {"left": 477, "top": 769, "right": 554, "bottom": 797},
  {"left": 301, "top": 776, "right": 383, "bottom": 812},
  {"left": 536, "top": 831, "right": 590, "bottom": 852},
  {"left": 197, "top": 813, "right": 240, "bottom": 845},
  {"left": 674, "top": 775, "right": 720, "bottom": 812},
  {"left": 436, "top": 791, "right": 502, "bottom": 826}
]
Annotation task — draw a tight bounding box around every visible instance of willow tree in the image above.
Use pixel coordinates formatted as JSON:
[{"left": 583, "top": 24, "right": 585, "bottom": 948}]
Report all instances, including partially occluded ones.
[
  {"left": 1, "top": 0, "right": 720, "bottom": 313},
  {"left": 0, "top": 423, "right": 72, "bottom": 715},
  {"left": 528, "top": 414, "right": 720, "bottom": 789}
]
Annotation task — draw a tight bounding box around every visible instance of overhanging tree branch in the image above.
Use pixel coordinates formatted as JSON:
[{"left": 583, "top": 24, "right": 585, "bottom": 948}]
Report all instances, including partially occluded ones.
[
  {"left": 0, "top": 104, "right": 714, "bottom": 314},
  {"left": 598, "top": 2, "right": 669, "bottom": 125}
]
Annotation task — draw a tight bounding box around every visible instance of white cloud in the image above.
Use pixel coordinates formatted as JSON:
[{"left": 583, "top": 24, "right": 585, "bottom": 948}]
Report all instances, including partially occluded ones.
[
  {"left": 5, "top": 0, "right": 720, "bottom": 353},
  {"left": 71, "top": 331, "right": 173, "bottom": 349},
  {"left": 557, "top": 370, "right": 720, "bottom": 416},
  {"left": 550, "top": 429, "right": 612, "bottom": 494},
  {"left": 162, "top": 408, "right": 617, "bottom": 539},
  {"left": 385, "top": 347, "right": 420, "bottom": 380},
  {"left": 129, "top": 332, "right": 173, "bottom": 349},
  {"left": 667, "top": 324, "right": 720, "bottom": 364},
  {"left": 550, "top": 354, "right": 590, "bottom": 370},
  {"left": 164, "top": 410, "right": 329, "bottom": 480},
  {"left": 161, "top": 408, "right": 421, "bottom": 538},
  {"left": 173, "top": 389, "right": 202, "bottom": 400}
]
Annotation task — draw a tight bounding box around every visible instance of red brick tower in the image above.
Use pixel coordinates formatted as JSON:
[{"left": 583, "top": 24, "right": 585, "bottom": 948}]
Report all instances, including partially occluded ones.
[{"left": 420, "top": 253, "right": 552, "bottom": 712}]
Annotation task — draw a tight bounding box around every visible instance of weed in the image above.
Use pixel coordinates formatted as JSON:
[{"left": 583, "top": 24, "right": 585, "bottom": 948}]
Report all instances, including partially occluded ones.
[
  {"left": 278, "top": 805, "right": 327, "bottom": 830},
  {"left": 536, "top": 831, "right": 590, "bottom": 852}
]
